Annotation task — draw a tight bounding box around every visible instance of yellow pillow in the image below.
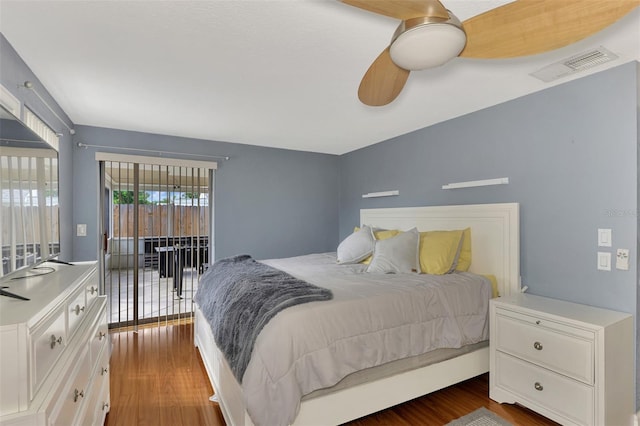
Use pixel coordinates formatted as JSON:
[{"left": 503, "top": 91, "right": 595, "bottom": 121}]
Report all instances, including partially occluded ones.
[
  {"left": 354, "top": 227, "right": 399, "bottom": 240},
  {"left": 419, "top": 230, "right": 463, "bottom": 275},
  {"left": 374, "top": 229, "right": 400, "bottom": 240},
  {"left": 455, "top": 227, "right": 472, "bottom": 272},
  {"left": 481, "top": 274, "right": 499, "bottom": 298},
  {"left": 361, "top": 229, "right": 401, "bottom": 264}
]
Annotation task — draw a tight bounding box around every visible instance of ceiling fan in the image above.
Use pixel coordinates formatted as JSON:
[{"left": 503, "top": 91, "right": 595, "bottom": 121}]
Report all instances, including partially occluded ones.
[{"left": 341, "top": 0, "right": 639, "bottom": 106}]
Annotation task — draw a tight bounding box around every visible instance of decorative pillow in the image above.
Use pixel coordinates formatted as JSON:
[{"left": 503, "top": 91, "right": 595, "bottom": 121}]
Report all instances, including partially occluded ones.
[
  {"left": 337, "top": 225, "right": 375, "bottom": 264},
  {"left": 353, "top": 227, "right": 400, "bottom": 240},
  {"left": 366, "top": 228, "right": 420, "bottom": 274},
  {"left": 419, "top": 230, "right": 464, "bottom": 275},
  {"left": 455, "top": 227, "right": 472, "bottom": 272},
  {"left": 374, "top": 229, "right": 400, "bottom": 240},
  {"left": 361, "top": 229, "right": 401, "bottom": 265}
]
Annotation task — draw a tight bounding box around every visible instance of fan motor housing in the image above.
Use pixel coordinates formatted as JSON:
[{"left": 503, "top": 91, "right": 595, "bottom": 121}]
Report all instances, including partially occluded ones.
[{"left": 390, "top": 13, "right": 467, "bottom": 71}]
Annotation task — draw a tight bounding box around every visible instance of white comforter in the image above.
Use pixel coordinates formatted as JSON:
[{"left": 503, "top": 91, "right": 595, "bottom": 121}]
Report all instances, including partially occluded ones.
[{"left": 238, "top": 253, "right": 491, "bottom": 426}]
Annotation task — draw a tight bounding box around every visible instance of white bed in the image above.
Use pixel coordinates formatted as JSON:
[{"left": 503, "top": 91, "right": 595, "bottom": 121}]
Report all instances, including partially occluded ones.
[{"left": 194, "top": 203, "right": 520, "bottom": 426}]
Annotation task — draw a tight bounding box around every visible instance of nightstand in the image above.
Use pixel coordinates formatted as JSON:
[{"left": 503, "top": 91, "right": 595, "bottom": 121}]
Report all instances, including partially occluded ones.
[{"left": 489, "top": 293, "right": 633, "bottom": 426}]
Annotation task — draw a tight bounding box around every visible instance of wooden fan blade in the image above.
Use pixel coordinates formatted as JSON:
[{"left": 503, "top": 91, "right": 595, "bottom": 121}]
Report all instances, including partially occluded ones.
[
  {"left": 460, "top": 0, "right": 639, "bottom": 59},
  {"left": 341, "top": 0, "right": 449, "bottom": 21},
  {"left": 358, "top": 47, "right": 410, "bottom": 106}
]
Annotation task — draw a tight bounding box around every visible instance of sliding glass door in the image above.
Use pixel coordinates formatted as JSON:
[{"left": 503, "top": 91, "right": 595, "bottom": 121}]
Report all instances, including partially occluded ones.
[{"left": 99, "top": 156, "right": 214, "bottom": 329}]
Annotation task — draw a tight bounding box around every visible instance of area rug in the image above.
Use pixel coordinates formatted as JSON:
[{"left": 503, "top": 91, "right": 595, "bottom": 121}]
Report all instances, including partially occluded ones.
[{"left": 446, "top": 407, "right": 514, "bottom": 426}]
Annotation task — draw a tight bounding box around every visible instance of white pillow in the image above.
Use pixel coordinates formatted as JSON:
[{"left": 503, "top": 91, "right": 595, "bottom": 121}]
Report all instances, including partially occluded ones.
[
  {"left": 366, "top": 228, "right": 421, "bottom": 274},
  {"left": 336, "top": 225, "right": 375, "bottom": 264}
]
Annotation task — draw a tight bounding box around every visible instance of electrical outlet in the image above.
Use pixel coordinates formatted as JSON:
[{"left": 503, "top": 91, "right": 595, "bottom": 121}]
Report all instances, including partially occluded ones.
[
  {"left": 616, "top": 249, "right": 630, "bottom": 271},
  {"left": 77, "top": 224, "right": 87, "bottom": 237}
]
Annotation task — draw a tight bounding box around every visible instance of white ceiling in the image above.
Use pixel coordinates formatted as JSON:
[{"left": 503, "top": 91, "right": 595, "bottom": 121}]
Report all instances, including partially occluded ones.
[{"left": 0, "top": 1, "right": 638, "bottom": 155}]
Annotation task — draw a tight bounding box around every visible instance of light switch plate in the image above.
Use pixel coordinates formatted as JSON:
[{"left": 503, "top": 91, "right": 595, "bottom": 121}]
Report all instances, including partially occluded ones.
[
  {"left": 77, "top": 224, "right": 87, "bottom": 237},
  {"left": 598, "top": 228, "right": 612, "bottom": 247},
  {"left": 597, "top": 252, "right": 611, "bottom": 271},
  {"left": 616, "top": 249, "right": 630, "bottom": 270}
]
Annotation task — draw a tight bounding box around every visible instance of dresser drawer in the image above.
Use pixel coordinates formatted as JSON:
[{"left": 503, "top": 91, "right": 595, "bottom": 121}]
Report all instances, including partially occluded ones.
[
  {"left": 84, "top": 270, "right": 100, "bottom": 311},
  {"left": 495, "top": 351, "right": 594, "bottom": 426},
  {"left": 495, "top": 309, "right": 594, "bottom": 384},
  {"left": 89, "top": 299, "right": 109, "bottom": 364},
  {"left": 49, "top": 345, "right": 92, "bottom": 426},
  {"left": 86, "top": 347, "right": 111, "bottom": 426},
  {"left": 92, "top": 377, "right": 111, "bottom": 426},
  {"left": 30, "top": 308, "right": 66, "bottom": 398},
  {"left": 67, "top": 286, "right": 88, "bottom": 339}
]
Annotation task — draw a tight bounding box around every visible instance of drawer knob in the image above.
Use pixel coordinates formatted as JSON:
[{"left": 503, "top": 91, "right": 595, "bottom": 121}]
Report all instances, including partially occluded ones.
[
  {"left": 50, "top": 334, "right": 63, "bottom": 349},
  {"left": 73, "top": 388, "right": 85, "bottom": 402},
  {"left": 101, "top": 366, "right": 109, "bottom": 375},
  {"left": 89, "top": 286, "right": 98, "bottom": 295},
  {"left": 536, "top": 320, "right": 541, "bottom": 325},
  {"left": 73, "top": 304, "right": 86, "bottom": 315},
  {"left": 534, "top": 382, "right": 544, "bottom": 391},
  {"left": 98, "top": 331, "right": 107, "bottom": 340},
  {"left": 102, "top": 402, "right": 110, "bottom": 411},
  {"left": 533, "top": 341, "right": 543, "bottom": 351}
]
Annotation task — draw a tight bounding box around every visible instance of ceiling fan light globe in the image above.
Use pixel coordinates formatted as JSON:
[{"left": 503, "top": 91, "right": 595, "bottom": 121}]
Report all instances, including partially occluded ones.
[{"left": 390, "top": 22, "right": 466, "bottom": 71}]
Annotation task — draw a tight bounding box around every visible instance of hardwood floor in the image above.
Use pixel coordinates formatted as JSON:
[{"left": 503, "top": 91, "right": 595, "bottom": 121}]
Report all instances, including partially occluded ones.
[
  {"left": 105, "top": 321, "right": 225, "bottom": 426},
  {"left": 105, "top": 323, "right": 559, "bottom": 426}
]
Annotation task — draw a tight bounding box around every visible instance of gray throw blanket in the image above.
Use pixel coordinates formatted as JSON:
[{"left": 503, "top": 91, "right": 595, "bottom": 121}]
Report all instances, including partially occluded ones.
[{"left": 194, "top": 254, "right": 333, "bottom": 383}]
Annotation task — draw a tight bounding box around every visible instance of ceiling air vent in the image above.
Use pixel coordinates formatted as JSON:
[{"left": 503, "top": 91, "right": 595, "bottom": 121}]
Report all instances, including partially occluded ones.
[{"left": 530, "top": 47, "right": 618, "bottom": 83}]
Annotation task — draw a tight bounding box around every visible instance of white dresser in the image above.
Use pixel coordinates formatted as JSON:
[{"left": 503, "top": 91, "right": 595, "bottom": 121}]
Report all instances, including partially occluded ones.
[
  {"left": 489, "top": 293, "right": 633, "bottom": 426},
  {"left": 0, "top": 262, "right": 111, "bottom": 426}
]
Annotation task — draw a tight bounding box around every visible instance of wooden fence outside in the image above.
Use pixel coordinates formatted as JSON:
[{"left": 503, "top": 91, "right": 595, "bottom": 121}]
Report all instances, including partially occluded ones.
[{"left": 113, "top": 205, "right": 208, "bottom": 237}]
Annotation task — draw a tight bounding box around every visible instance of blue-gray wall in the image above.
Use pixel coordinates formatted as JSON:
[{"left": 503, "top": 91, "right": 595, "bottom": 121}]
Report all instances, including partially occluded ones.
[
  {"left": 0, "top": 34, "right": 74, "bottom": 262},
  {"left": 340, "top": 62, "right": 639, "bottom": 406},
  {"left": 72, "top": 126, "right": 340, "bottom": 261}
]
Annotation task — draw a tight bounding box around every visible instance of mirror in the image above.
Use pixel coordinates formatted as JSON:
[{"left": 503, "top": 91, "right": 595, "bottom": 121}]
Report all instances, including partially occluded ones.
[{"left": 0, "top": 106, "right": 60, "bottom": 278}]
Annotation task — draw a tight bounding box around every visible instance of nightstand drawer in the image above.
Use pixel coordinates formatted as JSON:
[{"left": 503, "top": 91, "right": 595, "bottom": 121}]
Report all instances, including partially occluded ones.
[
  {"left": 495, "top": 351, "right": 594, "bottom": 426},
  {"left": 495, "top": 309, "right": 594, "bottom": 384}
]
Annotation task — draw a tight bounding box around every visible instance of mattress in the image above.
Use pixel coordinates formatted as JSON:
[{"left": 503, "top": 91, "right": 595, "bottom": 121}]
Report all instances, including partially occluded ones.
[{"left": 200, "top": 252, "right": 492, "bottom": 426}]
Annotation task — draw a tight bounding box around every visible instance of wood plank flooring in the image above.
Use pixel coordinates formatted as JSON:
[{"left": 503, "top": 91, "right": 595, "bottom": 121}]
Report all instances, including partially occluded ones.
[
  {"left": 105, "top": 321, "right": 225, "bottom": 426},
  {"left": 105, "top": 323, "right": 559, "bottom": 426}
]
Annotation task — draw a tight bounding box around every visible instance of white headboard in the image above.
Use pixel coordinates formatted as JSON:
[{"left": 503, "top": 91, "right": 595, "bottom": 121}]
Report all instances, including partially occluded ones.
[{"left": 360, "top": 203, "right": 520, "bottom": 297}]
